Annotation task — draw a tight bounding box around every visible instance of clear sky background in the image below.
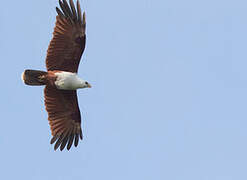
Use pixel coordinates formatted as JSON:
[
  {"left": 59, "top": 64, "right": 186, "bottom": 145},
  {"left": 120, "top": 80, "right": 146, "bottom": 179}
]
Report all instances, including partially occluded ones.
[{"left": 1, "top": 0, "right": 247, "bottom": 179}]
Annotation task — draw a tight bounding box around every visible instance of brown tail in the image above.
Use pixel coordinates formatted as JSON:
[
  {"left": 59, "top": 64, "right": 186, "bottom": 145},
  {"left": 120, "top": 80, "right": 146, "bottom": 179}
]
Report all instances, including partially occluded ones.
[{"left": 22, "top": 69, "right": 48, "bottom": 86}]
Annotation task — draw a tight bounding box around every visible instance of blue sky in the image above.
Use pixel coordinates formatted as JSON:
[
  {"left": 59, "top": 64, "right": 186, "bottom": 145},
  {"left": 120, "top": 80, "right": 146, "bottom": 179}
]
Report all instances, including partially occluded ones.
[{"left": 1, "top": 0, "right": 247, "bottom": 179}]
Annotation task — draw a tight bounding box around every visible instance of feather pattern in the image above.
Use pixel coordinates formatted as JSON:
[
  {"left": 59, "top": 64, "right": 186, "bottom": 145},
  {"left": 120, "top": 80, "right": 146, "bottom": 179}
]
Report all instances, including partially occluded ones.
[
  {"left": 44, "top": 85, "right": 83, "bottom": 151},
  {"left": 46, "top": 0, "right": 86, "bottom": 73}
]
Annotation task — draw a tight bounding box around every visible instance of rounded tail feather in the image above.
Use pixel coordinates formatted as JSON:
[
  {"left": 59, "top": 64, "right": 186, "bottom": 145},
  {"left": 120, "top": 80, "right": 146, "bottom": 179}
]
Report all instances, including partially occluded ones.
[{"left": 22, "top": 69, "right": 48, "bottom": 86}]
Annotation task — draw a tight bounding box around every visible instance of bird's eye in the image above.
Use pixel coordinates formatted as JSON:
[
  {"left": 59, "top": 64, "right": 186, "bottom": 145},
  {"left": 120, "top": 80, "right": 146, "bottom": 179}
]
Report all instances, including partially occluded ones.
[{"left": 85, "top": 82, "right": 88, "bottom": 85}]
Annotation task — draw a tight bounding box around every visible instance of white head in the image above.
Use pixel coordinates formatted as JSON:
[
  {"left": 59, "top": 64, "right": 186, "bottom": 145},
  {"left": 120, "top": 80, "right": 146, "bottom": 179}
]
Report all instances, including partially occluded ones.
[{"left": 80, "top": 80, "right": 92, "bottom": 89}]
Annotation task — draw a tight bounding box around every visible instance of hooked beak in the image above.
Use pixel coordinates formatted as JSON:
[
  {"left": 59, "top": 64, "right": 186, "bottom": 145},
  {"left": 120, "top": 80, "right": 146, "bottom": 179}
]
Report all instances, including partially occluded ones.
[{"left": 87, "top": 83, "right": 92, "bottom": 88}]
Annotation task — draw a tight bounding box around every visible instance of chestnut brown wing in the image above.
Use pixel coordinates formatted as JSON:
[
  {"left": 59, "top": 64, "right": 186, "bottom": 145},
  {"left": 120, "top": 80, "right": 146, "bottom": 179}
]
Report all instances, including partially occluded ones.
[
  {"left": 44, "top": 85, "right": 83, "bottom": 151},
  {"left": 46, "top": 0, "right": 86, "bottom": 73}
]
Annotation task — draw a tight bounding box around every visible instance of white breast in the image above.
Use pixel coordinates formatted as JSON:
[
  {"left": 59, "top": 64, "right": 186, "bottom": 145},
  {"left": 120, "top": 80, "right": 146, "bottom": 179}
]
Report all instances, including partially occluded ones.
[{"left": 54, "top": 71, "right": 83, "bottom": 90}]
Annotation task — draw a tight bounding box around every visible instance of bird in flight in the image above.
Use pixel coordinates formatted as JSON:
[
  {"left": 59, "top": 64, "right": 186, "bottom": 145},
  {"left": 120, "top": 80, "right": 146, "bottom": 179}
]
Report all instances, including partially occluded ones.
[{"left": 22, "top": 0, "right": 91, "bottom": 151}]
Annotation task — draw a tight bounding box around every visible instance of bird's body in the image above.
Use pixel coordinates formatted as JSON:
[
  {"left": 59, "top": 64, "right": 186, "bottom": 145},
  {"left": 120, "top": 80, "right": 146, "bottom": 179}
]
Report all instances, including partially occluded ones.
[
  {"left": 22, "top": 0, "right": 90, "bottom": 151},
  {"left": 54, "top": 71, "right": 87, "bottom": 90},
  {"left": 22, "top": 70, "right": 89, "bottom": 90}
]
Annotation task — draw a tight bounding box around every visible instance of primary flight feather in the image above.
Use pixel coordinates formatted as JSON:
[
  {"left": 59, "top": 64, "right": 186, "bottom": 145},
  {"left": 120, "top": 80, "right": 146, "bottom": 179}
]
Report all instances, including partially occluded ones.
[{"left": 22, "top": 0, "right": 91, "bottom": 151}]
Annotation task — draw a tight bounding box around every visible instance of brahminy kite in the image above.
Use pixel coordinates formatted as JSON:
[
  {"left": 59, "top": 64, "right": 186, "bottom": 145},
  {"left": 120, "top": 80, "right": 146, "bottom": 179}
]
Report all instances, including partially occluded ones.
[{"left": 22, "top": 0, "right": 91, "bottom": 151}]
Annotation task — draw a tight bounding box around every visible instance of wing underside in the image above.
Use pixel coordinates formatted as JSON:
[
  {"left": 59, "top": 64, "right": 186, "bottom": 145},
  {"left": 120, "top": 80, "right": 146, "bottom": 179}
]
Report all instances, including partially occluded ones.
[
  {"left": 44, "top": 85, "right": 83, "bottom": 151},
  {"left": 45, "top": 0, "right": 86, "bottom": 73}
]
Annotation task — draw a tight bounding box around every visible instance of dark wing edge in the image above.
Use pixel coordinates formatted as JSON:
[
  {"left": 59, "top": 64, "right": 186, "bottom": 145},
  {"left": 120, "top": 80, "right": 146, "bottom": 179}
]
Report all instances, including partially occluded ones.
[
  {"left": 46, "top": 0, "right": 86, "bottom": 72},
  {"left": 56, "top": 0, "right": 86, "bottom": 28},
  {"left": 44, "top": 85, "right": 83, "bottom": 151}
]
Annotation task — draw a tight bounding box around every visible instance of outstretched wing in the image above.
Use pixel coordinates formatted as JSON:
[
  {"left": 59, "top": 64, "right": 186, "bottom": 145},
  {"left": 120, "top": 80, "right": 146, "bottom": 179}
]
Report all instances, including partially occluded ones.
[
  {"left": 44, "top": 85, "right": 83, "bottom": 151},
  {"left": 46, "top": 0, "right": 86, "bottom": 73}
]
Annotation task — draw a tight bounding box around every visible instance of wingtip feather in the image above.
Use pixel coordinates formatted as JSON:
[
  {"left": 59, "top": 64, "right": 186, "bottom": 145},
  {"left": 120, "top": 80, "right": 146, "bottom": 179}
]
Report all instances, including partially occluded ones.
[
  {"left": 67, "top": 134, "right": 75, "bottom": 150},
  {"left": 50, "top": 135, "right": 58, "bottom": 144},
  {"left": 74, "top": 134, "right": 79, "bottom": 147},
  {"left": 60, "top": 136, "right": 69, "bottom": 151},
  {"left": 56, "top": 7, "right": 65, "bottom": 17},
  {"left": 69, "top": 0, "right": 77, "bottom": 20},
  {"left": 77, "top": 0, "right": 82, "bottom": 23}
]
